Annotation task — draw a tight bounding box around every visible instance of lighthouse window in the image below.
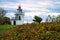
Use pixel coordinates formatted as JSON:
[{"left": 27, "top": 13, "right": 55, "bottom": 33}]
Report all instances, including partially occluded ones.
[{"left": 19, "top": 16, "right": 21, "bottom": 20}]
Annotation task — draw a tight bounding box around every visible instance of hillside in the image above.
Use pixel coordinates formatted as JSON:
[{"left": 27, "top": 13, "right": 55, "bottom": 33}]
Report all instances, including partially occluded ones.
[{"left": 0, "top": 23, "right": 60, "bottom": 40}]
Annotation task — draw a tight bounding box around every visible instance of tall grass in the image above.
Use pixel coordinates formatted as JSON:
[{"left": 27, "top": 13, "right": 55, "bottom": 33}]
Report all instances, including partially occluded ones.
[{"left": 0, "top": 23, "right": 60, "bottom": 40}]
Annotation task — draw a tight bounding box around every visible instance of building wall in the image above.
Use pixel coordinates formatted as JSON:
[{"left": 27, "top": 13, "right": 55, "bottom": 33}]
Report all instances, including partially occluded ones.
[
  {"left": 11, "top": 21, "right": 14, "bottom": 25},
  {"left": 11, "top": 20, "right": 24, "bottom": 25},
  {"left": 16, "top": 20, "right": 24, "bottom": 25}
]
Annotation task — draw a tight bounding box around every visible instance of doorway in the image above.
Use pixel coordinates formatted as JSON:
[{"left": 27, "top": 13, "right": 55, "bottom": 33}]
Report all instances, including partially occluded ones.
[{"left": 14, "top": 20, "right": 16, "bottom": 25}]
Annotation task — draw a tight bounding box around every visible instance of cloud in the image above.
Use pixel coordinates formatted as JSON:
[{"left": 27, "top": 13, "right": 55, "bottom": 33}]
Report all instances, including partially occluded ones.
[
  {"left": 24, "top": 11, "right": 60, "bottom": 22},
  {"left": 0, "top": 0, "right": 60, "bottom": 23},
  {"left": 5, "top": 12, "right": 15, "bottom": 19},
  {"left": 0, "top": 0, "right": 60, "bottom": 13},
  {"left": 0, "top": 2, "right": 19, "bottom": 9}
]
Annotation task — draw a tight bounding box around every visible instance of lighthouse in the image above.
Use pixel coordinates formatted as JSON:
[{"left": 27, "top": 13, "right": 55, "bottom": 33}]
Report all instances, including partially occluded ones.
[{"left": 11, "top": 6, "right": 24, "bottom": 25}]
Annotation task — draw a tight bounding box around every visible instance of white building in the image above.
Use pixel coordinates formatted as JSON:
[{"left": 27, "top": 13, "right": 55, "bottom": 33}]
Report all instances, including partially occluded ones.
[{"left": 11, "top": 6, "right": 24, "bottom": 25}]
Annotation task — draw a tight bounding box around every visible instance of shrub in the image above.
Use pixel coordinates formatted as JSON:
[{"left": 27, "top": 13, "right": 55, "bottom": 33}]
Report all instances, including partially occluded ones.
[
  {"left": 0, "top": 17, "right": 11, "bottom": 25},
  {"left": 0, "top": 23, "right": 60, "bottom": 40},
  {"left": 33, "top": 16, "right": 42, "bottom": 23}
]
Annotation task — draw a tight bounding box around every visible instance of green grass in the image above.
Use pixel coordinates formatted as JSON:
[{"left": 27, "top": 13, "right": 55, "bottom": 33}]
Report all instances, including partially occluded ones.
[{"left": 0, "top": 25, "right": 15, "bottom": 35}]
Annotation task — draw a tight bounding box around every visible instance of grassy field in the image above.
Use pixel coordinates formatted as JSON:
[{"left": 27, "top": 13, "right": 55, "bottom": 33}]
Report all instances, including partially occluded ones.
[{"left": 0, "top": 25, "right": 15, "bottom": 35}]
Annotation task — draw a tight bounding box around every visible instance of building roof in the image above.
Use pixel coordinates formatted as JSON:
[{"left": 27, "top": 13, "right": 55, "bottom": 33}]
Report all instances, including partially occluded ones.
[{"left": 17, "top": 5, "right": 22, "bottom": 10}]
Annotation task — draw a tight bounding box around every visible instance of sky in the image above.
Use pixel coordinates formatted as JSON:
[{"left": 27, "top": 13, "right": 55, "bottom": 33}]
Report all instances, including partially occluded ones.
[{"left": 0, "top": 0, "right": 60, "bottom": 23}]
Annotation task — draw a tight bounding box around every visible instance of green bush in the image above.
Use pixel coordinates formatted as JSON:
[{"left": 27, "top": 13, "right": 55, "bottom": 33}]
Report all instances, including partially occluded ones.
[
  {"left": 33, "top": 16, "right": 42, "bottom": 23},
  {"left": 0, "top": 17, "right": 11, "bottom": 25}
]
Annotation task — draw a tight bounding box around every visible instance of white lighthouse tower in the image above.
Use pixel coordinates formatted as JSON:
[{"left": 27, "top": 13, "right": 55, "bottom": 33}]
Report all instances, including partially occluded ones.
[{"left": 11, "top": 6, "right": 24, "bottom": 25}]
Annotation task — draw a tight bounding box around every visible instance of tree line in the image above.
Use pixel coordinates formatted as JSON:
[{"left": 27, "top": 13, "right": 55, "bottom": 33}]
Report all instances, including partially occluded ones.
[
  {"left": 0, "top": 7, "right": 60, "bottom": 25},
  {"left": 33, "top": 15, "right": 60, "bottom": 23}
]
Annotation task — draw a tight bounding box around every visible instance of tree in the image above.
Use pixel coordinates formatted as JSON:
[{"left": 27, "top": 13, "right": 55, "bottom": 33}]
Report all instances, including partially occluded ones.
[
  {"left": 51, "top": 15, "right": 56, "bottom": 22},
  {"left": 3, "top": 17, "right": 11, "bottom": 24},
  {"left": 46, "top": 15, "right": 52, "bottom": 22},
  {"left": 0, "top": 8, "right": 6, "bottom": 18},
  {"left": 0, "top": 17, "right": 11, "bottom": 25},
  {"left": 56, "top": 15, "right": 60, "bottom": 23},
  {"left": 33, "top": 16, "right": 42, "bottom": 23}
]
